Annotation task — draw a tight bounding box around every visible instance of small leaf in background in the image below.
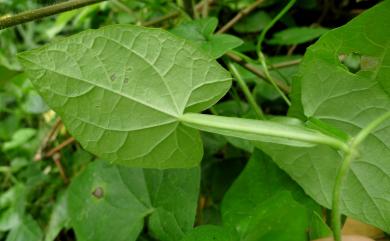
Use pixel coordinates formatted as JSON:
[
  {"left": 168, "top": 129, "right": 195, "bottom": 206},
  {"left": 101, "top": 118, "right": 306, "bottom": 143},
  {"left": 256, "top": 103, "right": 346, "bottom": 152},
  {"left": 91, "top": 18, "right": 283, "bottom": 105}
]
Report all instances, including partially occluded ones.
[
  {"left": 2, "top": 128, "right": 37, "bottom": 151},
  {"left": 22, "top": 91, "right": 49, "bottom": 114},
  {"left": 268, "top": 27, "right": 329, "bottom": 45},
  {"left": 5, "top": 215, "right": 43, "bottom": 241},
  {"left": 234, "top": 11, "right": 272, "bottom": 33},
  {"left": 221, "top": 150, "right": 330, "bottom": 241},
  {"left": 68, "top": 160, "right": 200, "bottom": 241},
  {"left": 171, "top": 17, "right": 243, "bottom": 59},
  {"left": 44, "top": 192, "right": 70, "bottom": 241},
  {"left": 181, "top": 225, "right": 239, "bottom": 241},
  {"left": 45, "top": 9, "right": 80, "bottom": 39},
  {"left": 19, "top": 25, "right": 231, "bottom": 168},
  {"left": 0, "top": 185, "right": 27, "bottom": 232}
]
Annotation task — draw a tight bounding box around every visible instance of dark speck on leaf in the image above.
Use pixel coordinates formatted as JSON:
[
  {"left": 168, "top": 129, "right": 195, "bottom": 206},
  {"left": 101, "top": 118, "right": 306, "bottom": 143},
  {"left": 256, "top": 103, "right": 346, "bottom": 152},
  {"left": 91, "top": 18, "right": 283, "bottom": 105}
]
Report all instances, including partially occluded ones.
[
  {"left": 92, "top": 187, "right": 104, "bottom": 199},
  {"left": 110, "top": 74, "right": 117, "bottom": 81},
  {"left": 124, "top": 78, "right": 129, "bottom": 84}
]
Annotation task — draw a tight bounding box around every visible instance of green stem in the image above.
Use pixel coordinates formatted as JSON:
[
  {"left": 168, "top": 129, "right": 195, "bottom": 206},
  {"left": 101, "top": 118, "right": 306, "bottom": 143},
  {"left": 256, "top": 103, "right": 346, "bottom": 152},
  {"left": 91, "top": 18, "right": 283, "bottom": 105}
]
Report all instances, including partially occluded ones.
[
  {"left": 256, "top": 0, "right": 296, "bottom": 53},
  {"left": 0, "top": 0, "right": 106, "bottom": 29},
  {"left": 180, "top": 113, "right": 349, "bottom": 151},
  {"left": 331, "top": 111, "right": 390, "bottom": 241},
  {"left": 228, "top": 62, "right": 265, "bottom": 120},
  {"left": 259, "top": 52, "right": 291, "bottom": 106}
]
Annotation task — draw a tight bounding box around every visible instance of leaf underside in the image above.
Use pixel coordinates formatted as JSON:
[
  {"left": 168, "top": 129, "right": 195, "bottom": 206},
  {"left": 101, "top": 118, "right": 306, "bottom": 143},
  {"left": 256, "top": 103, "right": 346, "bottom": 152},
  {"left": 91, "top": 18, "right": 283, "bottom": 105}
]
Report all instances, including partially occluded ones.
[
  {"left": 18, "top": 24, "right": 232, "bottom": 168},
  {"left": 259, "top": 1, "right": 390, "bottom": 231}
]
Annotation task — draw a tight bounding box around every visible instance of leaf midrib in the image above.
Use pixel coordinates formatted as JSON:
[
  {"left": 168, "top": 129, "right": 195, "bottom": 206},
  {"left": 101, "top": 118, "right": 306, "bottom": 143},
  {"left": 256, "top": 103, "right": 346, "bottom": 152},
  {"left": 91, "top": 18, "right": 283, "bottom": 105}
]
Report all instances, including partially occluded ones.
[{"left": 19, "top": 55, "right": 179, "bottom": 118}]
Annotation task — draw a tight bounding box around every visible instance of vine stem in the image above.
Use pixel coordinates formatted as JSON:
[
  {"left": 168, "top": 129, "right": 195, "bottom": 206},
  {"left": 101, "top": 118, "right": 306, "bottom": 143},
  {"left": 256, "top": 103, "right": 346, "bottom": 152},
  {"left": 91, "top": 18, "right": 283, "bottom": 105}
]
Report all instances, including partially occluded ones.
[
  {"left": 228, "top": 62, "right": 265, "bottom": 120},
  {"left": 217, "top": 0, "right": 264, "bottom": 34},
  {"left": 259, "top": 52, "right": 291, "bottom": 105},
  {"left": 331, "top": 111, "right": 390, "bottom": 241},
  {"left": 256, "top": 0, "right": 296, "bottom": 54},
  {"left": 225, "top": 52, "right": 291, "bottom": 93},
  {"left": 0, "top": 0, "right": 107, "bottom": 29},
  {"left": 180, "top": 113, "right": 349, "bottom": 151}
]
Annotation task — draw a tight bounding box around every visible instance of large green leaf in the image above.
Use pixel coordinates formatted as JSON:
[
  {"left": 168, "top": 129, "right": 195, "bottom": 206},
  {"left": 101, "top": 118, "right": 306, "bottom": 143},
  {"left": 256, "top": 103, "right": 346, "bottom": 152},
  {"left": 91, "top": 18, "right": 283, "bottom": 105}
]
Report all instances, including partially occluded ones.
[
  {"left": 68, "top": 160, "right": 200, "bottom": 241},
  {"left": 259, "top": 1, "right": 390, "bottom": 232},
  {"left": 181, "top": 225, "right": 239, "bottom": 241},
  {"left": 18, "top": 25, "right": 231, "bottom": 168},
  {"left": 221, "top": 150, "right": 330, "bottom": 241}
]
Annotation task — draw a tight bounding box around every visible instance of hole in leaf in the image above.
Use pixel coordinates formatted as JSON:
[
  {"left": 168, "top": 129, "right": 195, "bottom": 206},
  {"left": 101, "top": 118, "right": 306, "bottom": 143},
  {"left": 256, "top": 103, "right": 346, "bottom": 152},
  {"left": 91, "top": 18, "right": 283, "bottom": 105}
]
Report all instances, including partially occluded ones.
[
  {"left": 339, "top": 52, "right": 362, "bottom": 73},
  {"left": 92, "top": 187, "right": 104, "bottom": 199}
]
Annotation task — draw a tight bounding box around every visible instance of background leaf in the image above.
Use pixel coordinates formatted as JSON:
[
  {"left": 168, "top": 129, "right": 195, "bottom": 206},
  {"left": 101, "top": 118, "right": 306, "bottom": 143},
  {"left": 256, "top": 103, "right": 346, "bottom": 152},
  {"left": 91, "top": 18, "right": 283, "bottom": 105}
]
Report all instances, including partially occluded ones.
[
  {"left": 181, "top": 225, "right": 239, "bottom": 241},
  {"left": 221, "top": 150, "right": 330, "bottom": 241},
  {"left": 268, "top": 27, "right": 329, "bottom": 45},
  {"left": 171, "top": 18, "right": 243, "bottom": 59},
  {"left": 68, "top": 160, "right": 200, "bottom": 241}
]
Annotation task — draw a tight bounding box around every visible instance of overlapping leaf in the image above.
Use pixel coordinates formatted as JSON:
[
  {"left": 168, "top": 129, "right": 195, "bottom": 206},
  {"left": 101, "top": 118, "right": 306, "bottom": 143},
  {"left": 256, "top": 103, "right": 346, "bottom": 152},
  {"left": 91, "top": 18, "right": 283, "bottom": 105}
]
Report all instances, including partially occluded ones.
[
  {"left": 259, "top": 1, "right": 390, "bottom": 231},
  {"left": 18, "top": 25, "right": 232, "bottom": 168},
  {"left": 221, "top": 150, "right": 330, "bottom": 241},
  {"left": 68, "top": 160, "right": 200, "bottom": 241}
]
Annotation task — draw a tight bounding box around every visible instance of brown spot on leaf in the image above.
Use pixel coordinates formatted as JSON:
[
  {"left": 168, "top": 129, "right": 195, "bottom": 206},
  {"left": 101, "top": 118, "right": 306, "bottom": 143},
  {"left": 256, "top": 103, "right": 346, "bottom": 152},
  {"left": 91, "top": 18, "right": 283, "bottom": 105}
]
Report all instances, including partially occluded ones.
[{"left": 92, "top": 187, "right": 104, "bottom": 199}]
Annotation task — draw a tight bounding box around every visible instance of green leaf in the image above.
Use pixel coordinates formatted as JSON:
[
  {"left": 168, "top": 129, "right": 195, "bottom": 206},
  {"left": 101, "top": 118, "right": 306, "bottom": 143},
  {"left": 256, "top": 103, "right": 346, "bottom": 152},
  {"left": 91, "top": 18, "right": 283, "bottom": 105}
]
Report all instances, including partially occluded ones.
[
  {"left": 68, "top": 160, "right": 200, "bottom": 241},
  {"left": 268, "top": 27, "right": 329, "bottom": 45},
  {"left": 260, "top": 1, "right": 390, "bottom": 232},
  {"left": 234, "top": 11, "right": 272, "bottom": 33},
  {"left": 18, "top": 25, "right": 231, "bottom": 168},
  {"left": 2, "top": 128, "right": 37, "bottom": 151},
  {"left": 181, "top": 225, "right": 239, "bottom": 241},
  {"left": 0, "top": 185, "right": 26, "bottom": 232},
  {"left": 221, "top": 150, "right": 330, "bottom": 241},
  {"left": 171, "top": 18, "right": 243, "bottom": 59},
  {"left": 5, "top": 215, "right": 43, "bottom": 241},
  {"left": 44, "top": 192, "right": 70, "bottom": 241}
]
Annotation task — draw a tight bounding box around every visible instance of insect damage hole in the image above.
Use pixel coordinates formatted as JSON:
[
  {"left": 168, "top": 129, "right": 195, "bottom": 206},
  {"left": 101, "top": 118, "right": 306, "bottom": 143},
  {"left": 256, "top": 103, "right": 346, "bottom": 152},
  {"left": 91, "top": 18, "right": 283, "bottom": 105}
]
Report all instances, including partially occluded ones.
[
  {"left": 338, "top": 52, "right": 362, "bottom": 74},
  {"left": 92, "top": 187, "right": 104, "bottom": 199}
]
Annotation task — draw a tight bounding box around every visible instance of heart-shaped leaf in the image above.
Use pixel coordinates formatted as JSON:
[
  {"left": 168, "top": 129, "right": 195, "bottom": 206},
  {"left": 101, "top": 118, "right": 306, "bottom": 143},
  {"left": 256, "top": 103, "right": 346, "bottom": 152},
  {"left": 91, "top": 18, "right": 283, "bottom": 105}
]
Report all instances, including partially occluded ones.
[
  {"left": 68, "top": 160, "right": 200, "bottom": 241},
  {"left": 18, "top": 25, "right": 231, "bottom": 168},
  {"left": 222, "top": 150, "right": 330, "bottom": 241},
  {"left": 259, "top": 1, "right": 390, "bottom": 231}
]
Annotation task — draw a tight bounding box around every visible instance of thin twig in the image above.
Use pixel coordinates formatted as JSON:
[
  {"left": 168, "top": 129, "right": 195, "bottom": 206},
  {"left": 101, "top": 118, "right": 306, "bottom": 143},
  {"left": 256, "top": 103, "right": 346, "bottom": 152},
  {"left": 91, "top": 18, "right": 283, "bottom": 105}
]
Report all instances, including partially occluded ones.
[
  {"left": 0, "top": 0, "right": 107, "bottom": 29},
  {"left": 226, "top": 52, "right": 291, "bottom": 94},
  {"left": 110, "top": 0, "right": 133, "bottom": 15},
  {"left": 142, "top": 0, "right": 212, "bottom": 27},
  {"left": 142, "top": 11, "right": 180, "bottom": 26},
  {"left": 201, "top": 0, "right": 210, "bottom": 18},
  {"left": 34, "top": 118, "right": 62, "bottom": 161},
  {"left": 217, "top": 0, "right": 265, "bottom": 34},
  {"left": 52, "top": 153, "right": 68, "bottom": 184},
  {"left": 45, "top": 137, "right": 76, "bottom": 158},
  {"left": 269, "top": 58, "right": 301, "bottom": 69}
]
